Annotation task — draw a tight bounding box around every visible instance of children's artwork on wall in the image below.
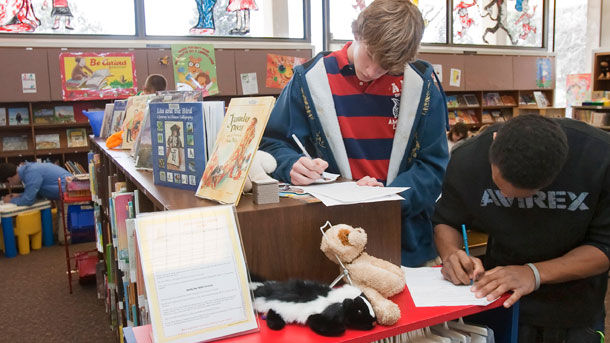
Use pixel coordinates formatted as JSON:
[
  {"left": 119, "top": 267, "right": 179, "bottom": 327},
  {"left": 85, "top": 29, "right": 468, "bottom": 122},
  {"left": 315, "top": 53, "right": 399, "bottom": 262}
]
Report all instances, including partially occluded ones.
[
  {"left": 451, "top": 0, "right": 543, "bottom": 47},
  {"left": 59, "top": 52, "right": 138, "bottom": 101},
  {"left": 144, "top": 0, "right": 304, "bottom": 38},
  {"left": 536, "top": 57, "right": 553, "bottom": 88},
  {"left": 171, "top": 44, "right": 218, "bottom": 96},
  {"left": 565, "top": 74, "right": 591, "bottom": 106},
  {"left": 0, "top": 0, "right": 135, "bottom": 34},
  {"left": 265, "top": 54, "right": 307, "bottom": 90}
]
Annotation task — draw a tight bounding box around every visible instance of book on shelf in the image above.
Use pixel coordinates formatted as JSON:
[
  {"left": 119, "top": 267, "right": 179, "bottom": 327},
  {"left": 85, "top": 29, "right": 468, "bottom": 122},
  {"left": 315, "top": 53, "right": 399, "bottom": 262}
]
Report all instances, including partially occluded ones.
[
  {"left": 456, "top": 95, "right": 467, "bottom": 107},
  {"left": 484, "top": 92, "right": 503, "bottom": 106},
  {"left": 8, "top": 107, "right": 29, "bottom": 126},
  {"left": 481, "top": 111, "right": 495, "bottom": 124},
  {"left": 67, "top": 128, "right": 88, "bottom": 148},
  {"left": 35, "top": 133, "right": 61, "bottom": 150},
  {"left": 533, "top": 91, "right": 550, "bottom": 108},
  {"left": 448, "top": 111, "right": 457, "bottom": 126},
  {"left": 2, "top": 135, "right": 29, "bottom": 151},
  {"left": 150, "top": 102, "right": 207, "bottom": 191},
  {"left": 121, "top": 95, "right": 154, "bottom": 151},
  {"left": 99, "top": 103, "right": 115, "bottom": 139},
  {"left": 491, "top": 110, "right": 505, "bottom": 122},
  {"left": 54, "top": 105, "right": 75, "bottom": 123},
  {"left": 520, "top": 93, "right": 537, "bottom": 106},
  {"left": 133, "top": 91, "right": 205, "bottom": 170},
  {"left": 446, "top": 95, "right": 459, "bottom": 108},
  {"left": 196, "top": 96, "right": 276, "bottom": 205},
  {"left": 109, "top": 100, "right": 128, "bottom": 136},
  {"left": 591, "top": 112, "right": 610, "bottom": 127},
  {"left": 464, "top": 94, "right": 479, "bottom": 107},
  {"left": 0, "top": 108, "right": 6, "bottom": 126},
  {"left": 33, "top": 107, "right": 56, "bottom": 124},
  {"left": 455, "top": 109, "right": 478, "bottom": 124},
  {"left": 202, "top": 101, "right": 227, "bottom": 158},
  {"left": 500, "top": 95, "right": 516, "bottom": 106}
]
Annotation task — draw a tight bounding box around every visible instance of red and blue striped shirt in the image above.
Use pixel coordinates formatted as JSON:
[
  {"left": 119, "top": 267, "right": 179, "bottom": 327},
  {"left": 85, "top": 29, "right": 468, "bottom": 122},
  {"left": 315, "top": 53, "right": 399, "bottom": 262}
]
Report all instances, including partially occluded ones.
[{"left": 324, "top": 43, "right": 403, "bottom": 183}]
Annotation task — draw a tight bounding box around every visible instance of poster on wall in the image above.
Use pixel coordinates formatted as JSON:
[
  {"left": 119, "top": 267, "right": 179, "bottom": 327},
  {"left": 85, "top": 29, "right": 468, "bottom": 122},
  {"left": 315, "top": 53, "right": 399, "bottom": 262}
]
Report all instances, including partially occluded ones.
[
  {"left": 566, "top": 74, "right": 591, "bottom": 106},
  {"left": 59, "top": 52, "right": 138, "bottom": 101},
  {"left": 171, "top": 44, "right": 218, "bottom": 96},
  {"left": 536, "top": 57, "right": 553, "bottom": 88},
  {"left": 265, "top": 53, "right": 307, "bottom": 89}
]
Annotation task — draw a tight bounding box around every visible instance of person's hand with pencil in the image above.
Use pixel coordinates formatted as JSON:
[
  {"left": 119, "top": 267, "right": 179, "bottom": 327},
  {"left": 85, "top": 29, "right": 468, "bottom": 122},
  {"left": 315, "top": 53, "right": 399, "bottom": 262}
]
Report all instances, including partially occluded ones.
[{"left": 290, "top": 134, "right": 329, "bottom": 185}]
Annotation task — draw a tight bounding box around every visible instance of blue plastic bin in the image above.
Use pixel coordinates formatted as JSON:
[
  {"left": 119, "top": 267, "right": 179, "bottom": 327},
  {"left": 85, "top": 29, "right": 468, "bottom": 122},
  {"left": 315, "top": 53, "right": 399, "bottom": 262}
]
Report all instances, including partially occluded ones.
[
  {"left": 82, "top": 110, "right": 105, "bottom": 137},
  {"left": 67, "top": 204, "right": 95, "bottom": 243}
]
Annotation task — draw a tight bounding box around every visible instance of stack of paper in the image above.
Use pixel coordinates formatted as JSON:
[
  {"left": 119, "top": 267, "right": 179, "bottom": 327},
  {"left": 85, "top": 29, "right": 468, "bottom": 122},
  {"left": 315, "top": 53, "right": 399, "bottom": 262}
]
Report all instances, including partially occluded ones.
[
  {"left": 298, "top": 181, "right": 407, "bottom": 206},
  {"left": 252, "top": 179, "right": 279, "bottom": 204}
]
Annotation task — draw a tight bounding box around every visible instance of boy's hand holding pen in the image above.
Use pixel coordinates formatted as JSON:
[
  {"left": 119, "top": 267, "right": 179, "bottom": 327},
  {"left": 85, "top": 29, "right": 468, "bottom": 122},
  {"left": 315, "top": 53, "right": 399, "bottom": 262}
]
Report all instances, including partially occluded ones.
[
  {"left": 440, "top": 224, "right": 485, "bottom": 287},
  {"left": 290, "top": 134, "right": 329, "bottom": 185}
]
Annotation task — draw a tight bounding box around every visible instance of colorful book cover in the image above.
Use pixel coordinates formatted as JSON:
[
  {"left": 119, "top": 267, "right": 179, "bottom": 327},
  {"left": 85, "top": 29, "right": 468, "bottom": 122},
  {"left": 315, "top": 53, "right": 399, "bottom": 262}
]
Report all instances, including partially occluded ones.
[
  {"left": 109, "top": 100, "right": 128, "bottom": 136},
  {"left": 54, "top": 105, "right": 75, "bottom": 123},
  {"left": 536, "top": 57, "right": 553, "bottom": 89},
  {"left": 67, "top": 128, "right": 88, "bottom": 148},
  {"left": 481, "top": 111, "right": 495, "bottom": 124},
  {"left": 456, "top": 95, "right": 467, "bottom": 107},
  {"left": 566, "top": 73, "right": 592, "bottom": 106},
  {"left": 446, "top": 95, "right": 459, "bottom": 108},
  {"left": 8, "top": 107, "right": 29, "bottom": 125},
  {"left": 99, "top": 103, "right": 115, "bottom": 139},
  {"left": 484, "top": 93, "right": 503, "bottom": 106},
  {"left": 150, "top": 102, "right": 206, "bottom": 191},
  {"left": 265, "top": 53, "right": 307, "bottom": 89},
  {"left": 533, "top": 91, "right": 550, "bottom": 107},
  {"left": 0, "top": 108, "right": 6, "bottom": 126},
  {"left": 500, "top": 95, "right": 516, "bottom": 106},
  {"left": 171, "top": 44, "right": 218, "bottom": 96},
  {"left": 196, "top": 96, "right": 276, "bottom": 205},
  {"left": 35, "top": 134, "right": 61, "bottom": 150},
  {"left": 33, "top": 107, "right": 55, "bottom": 124},
  {"left": 2, "top": 135, "right": 29, "bottom": 151},
  {"left": 121, "top": 95, "right": 153, "bottom": 150}
]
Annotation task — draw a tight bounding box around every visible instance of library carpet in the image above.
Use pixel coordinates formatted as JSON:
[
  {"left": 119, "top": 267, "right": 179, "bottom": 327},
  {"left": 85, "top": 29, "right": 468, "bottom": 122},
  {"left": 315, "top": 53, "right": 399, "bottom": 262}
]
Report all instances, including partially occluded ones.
[{"left": 1, "top": 242, "right": 610, "bottom": 342}]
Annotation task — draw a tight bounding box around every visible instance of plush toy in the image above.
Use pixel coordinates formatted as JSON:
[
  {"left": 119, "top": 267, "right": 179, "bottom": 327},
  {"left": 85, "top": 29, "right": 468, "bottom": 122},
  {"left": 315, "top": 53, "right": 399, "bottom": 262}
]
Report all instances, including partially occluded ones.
[
  {"left": 320, "top": 224, "right": 406, "bottom": 326},
  {"left": 243, "top": 150, "right": 277, "bottom": 192},
  {"left": 251, "top": 279, "right": 376, "bottom": 336},
  {"left": 599, "top": 57, "right": 610, "bottom": 79}
]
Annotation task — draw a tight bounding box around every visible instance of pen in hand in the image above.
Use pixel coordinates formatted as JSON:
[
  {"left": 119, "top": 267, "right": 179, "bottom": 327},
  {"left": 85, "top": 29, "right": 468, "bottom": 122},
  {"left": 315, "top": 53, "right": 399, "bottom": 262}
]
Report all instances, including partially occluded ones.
[
  {"left": 461, "top": 224, "right": 473, "bottom": 285},
  {"left": 292, "top": 134, "right": 312, "bottom": 159}
]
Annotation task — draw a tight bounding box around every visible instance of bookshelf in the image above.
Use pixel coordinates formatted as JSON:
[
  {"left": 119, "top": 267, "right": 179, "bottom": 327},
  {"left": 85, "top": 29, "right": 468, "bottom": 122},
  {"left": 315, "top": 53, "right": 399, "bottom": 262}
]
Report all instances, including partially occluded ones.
[{"left": 571, "top": 105, "right": 610, "bottom": 130}]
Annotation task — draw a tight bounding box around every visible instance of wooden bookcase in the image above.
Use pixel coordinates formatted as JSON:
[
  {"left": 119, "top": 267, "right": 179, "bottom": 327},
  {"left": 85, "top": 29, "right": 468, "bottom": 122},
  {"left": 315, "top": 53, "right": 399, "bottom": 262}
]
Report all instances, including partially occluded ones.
[
  {"left": 592, "top": 51, "right": 610, "bottom": 92},
  {"left": 571, "top": 105, "right": 610, "bottom": 131}
]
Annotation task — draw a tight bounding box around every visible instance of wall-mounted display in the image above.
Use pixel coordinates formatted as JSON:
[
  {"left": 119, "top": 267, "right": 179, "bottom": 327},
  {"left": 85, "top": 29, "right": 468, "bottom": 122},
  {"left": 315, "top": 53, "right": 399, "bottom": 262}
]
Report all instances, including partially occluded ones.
[{"left": 0, "top": 0, "right": 136, "bottom": 35}]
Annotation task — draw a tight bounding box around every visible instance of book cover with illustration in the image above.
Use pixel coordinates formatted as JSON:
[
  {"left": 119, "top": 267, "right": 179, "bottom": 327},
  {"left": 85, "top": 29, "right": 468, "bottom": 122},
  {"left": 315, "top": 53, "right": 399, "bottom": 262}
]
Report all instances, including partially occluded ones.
[
  {"left": 171, "top": 44, "right": 218, "bottom": 96},
  {"left": 54, "top": 105, "right": 75, "bottom": 123},
  {"left": 35, "top": 134, "right": 61, "bottom": 150},
  {"left": 0, "top": 108, "right": 6, "bottom": 126},
  {"left": 134, "top": 91, "right": 204, "bottom": 170},
  {"left": 2, "top": 135, "right": 29, "bottom": 151},
  {"left": 8, "top": 107, "right": 29, "bottom": 125},
  {"left": 464, "top": 94, "right": 479, "bottom": 107},
  {"left": 33, "top": 107, "right": 56, "bottom": 124},
  {"left": 150, "top": 102, "right": 206, "bottom": 191},
  {"left": 67, "top": 128, "right": 88, "bottom": 148},
  {"left": 121, "top": 95, "right": 154, "bottom": 150},
  {"left": 109, "top": 100, "right": 128, "bottom": 136},
  {"left": 196, "top": 96, "right": 276, "bottom": 205},
  {"left": 500, "top": 95, "right": 516, "bottom": 106},
  {"left": 484, "top": 93, "right": 503, "bottom": 106},
  {"left": 99, "top": 103, "right": 115, "bottom": 139},
  {"left": 446, "top": 95, "right": 459, "bottom": 108}
]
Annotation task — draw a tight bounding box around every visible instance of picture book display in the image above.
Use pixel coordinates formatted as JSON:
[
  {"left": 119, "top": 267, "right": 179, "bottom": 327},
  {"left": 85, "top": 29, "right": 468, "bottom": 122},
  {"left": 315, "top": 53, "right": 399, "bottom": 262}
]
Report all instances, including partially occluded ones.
[
  {"left": 109, "top": 100, "right": 128, "bottom": 136},
  {"left": 500, "top": 95, "right": 516, "bottom": 106},
  {"left": 0, "top": 108, "right": 5, "bottom": 126},
  {"left": 135, "top": 205, "right": 258, "bottom": 343},
  {"left": 133, "top": 91, "right": 204, "bottom": 170},
  {"left": 463, "top": 94, "right": 479, "bottom": 107},
  {"left": 446, "top": 95, "right": 459, "bottom": 108},
  {"left": 171, "top": 44, "right": 219, "bottom": 96},
  {"left": 121, "top": 95, "right": 153, "bottom": 150},
  {"left": 99, "top": 103, "right": 115, "bottom": 139},
  {"left": 35, "top": 134, "right": 61, "bottom": 150},
  {"left": 67, "top": 128, "right": 88, "bottom": 148},
  {"left": 33, "top": 107, "right": 55, "bottom": 124},
  {"left": 196, "top": 96, "right": 276, "bottom": 205},
  {"left": 8, "top": 107, "right": 29, "bottom": 125},
  {"left": 481, "top": 111, "right": 495, "bottom": 124},
  {"left": 150, "top": 102, "right": 207, "bottom": 191},
  {"left": 533, "top": 91, "right": 550, "bottom": 107},
  {"left": 484, "top": 93, "right": 503, "bottom": 106},
  {"left": 2, "top": 135, "right": 29, "bottom": 151},
  {"left": 54, "top": 105, "right": 75, "bottom": 123}
]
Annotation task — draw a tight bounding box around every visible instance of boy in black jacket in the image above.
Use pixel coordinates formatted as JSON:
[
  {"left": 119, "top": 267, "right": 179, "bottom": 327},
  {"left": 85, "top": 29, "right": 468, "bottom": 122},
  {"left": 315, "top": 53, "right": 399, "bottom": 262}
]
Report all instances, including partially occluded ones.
[{"left": 433, "top": 115, "right": 610, "bottom": 342}]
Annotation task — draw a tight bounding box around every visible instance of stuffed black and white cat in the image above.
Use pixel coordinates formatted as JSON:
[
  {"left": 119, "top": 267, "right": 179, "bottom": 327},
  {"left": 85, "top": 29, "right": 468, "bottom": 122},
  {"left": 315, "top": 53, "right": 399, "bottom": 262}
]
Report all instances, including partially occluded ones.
[{"left": 251, "top": 279, "right": 376, "bottom": 336}]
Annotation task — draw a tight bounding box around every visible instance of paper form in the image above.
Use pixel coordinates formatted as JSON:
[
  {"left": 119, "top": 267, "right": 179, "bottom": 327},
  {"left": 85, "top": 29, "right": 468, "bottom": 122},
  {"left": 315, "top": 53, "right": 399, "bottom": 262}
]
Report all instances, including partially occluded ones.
[
  {"left": 136, "top": 205, "right": 258, "bottom": 343},
  {"left": 402, "top": 267, "right": 496, "bottom": 307},
  {"left": 298, "top": 181, "right": 408, "bottom": 205}
]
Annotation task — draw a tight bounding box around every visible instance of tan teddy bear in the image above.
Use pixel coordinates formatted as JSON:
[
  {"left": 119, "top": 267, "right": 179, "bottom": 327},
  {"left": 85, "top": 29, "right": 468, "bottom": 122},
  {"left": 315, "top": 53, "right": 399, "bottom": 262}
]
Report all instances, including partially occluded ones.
[{"left": 320, "top": 224, "right": 405, "bottom": 326}]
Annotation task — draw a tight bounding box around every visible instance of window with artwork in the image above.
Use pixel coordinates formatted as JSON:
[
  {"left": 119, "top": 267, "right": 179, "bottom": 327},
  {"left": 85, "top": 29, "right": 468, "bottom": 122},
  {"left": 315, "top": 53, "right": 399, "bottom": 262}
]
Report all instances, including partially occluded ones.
[
  {"left": 0, "top": 0, "right": 136, "bottom": 35},
  {"left": 143, "top": 0, "right": 305, "bottom": 39},
  {"left": 327, "top": 0, "right": 447, "bottom": 44},
  {"left": 452, "top": 0, "right": 544, "bottom": 47}
]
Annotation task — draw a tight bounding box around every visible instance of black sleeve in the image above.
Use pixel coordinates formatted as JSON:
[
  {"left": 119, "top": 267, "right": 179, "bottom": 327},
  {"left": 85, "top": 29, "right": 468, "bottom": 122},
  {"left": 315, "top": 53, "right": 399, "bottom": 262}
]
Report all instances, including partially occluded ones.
[
  {"left": 432, "top": 156, "right": 473, "bottom": 232},
  {"left": 582, "top": 168, "right": 610, "bottom": 263}
]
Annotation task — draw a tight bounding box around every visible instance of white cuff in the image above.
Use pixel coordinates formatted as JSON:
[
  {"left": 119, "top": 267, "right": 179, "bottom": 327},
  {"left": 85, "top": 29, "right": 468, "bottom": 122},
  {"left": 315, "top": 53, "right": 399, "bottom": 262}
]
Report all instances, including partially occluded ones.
[{"left": 526, "top": 263, "right": 540, "bottom": 291}]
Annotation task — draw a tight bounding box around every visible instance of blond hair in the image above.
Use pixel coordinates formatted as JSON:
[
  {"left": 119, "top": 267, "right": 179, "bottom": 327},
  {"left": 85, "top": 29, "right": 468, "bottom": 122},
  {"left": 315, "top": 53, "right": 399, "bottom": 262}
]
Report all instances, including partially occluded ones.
[{"left": 352, "top": 0, "right": 424, "bottom": 74}]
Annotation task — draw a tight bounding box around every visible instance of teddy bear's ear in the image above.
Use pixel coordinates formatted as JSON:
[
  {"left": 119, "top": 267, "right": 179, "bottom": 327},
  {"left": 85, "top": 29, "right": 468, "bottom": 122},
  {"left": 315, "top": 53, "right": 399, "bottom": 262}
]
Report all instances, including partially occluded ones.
[{"left": 347, "top": 227, "right": 367, "bottom": 248}]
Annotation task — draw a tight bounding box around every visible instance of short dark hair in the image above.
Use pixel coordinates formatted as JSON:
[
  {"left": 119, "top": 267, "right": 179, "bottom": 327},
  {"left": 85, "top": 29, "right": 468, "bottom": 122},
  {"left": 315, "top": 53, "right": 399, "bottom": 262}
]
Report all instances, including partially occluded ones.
[
  {"left": 144, "top": 74, "right": 167, "bottom": 93},
  {"left": 489, "top": 115, "right": 568, "bottom": 190},
  {"left": 448, "top": 122, "right": 469, "bottom": 141},
  {"left": 0, "top": 163, "right": 17, "bottom": 183}
]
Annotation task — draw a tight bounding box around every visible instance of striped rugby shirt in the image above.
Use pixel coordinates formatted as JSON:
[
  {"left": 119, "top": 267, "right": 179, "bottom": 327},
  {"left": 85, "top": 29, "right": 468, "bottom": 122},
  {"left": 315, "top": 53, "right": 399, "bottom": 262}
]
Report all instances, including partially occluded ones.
[{"left": 324, "top": 43, "right": 403, "bottom": 183}]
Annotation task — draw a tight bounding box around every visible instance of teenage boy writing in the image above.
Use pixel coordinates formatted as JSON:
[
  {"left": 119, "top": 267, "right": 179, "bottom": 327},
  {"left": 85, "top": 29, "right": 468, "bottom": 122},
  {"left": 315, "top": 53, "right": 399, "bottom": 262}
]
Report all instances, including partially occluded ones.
[
  {"left": 260, "top": 0, "right": 449, "bottom": 267},
  {"left": 433, "top": 115, "right": 610, "bottom": 342},
  {"left": 0, "top": 162, "right": 72, "bottom": 206}
]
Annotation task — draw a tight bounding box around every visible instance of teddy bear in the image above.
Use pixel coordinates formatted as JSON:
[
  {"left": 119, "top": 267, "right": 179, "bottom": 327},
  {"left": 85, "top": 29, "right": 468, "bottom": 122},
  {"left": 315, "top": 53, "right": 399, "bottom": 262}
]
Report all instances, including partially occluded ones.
[
  {"left": 599, "top": 57, "right": 610, "bottom": 79},
  {"left": 243, "top": 150, "right": 278, "bottom": 192},
  {"left": 320, "top": 224, "right": 406, "bottom": 326}
]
